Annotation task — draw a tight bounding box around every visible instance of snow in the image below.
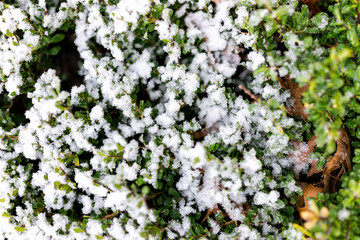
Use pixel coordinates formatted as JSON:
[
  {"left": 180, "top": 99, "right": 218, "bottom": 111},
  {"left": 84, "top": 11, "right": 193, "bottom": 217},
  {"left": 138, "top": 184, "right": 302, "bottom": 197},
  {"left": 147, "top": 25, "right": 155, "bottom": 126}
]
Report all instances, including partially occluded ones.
[
  {"left": 240, "top": 149, "right": 262, "bottom": 175},
  {"left": 246, "top": 51, "right": 265, "bottom": 71},
  {"left": 253, "top": 190, "right": 280, "bottom": 208},
  {"left": 0, "top": 0, "right": 312, "bottom": 239},
  {"left": 338, "top": 208, "right": 350, "bottom": 220}
]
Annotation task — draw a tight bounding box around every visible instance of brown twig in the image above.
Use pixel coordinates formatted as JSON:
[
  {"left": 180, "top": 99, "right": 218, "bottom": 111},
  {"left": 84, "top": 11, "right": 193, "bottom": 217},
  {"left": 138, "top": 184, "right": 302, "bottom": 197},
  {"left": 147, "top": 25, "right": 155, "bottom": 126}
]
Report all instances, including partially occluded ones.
[
  {"left": 238, "top": 85, "right": 258, "bottom": 101},
  {"left": 59, "top": 167, "right": 70, "bottom": 180},
  {"left": 13, "top": 32, "right": 19, "bottom": 44},
  {"left": 101, "top": 210, "right": 121, "bottom": 220},
  {"left": 93, "top": 179, "right": 113, "bottom": 192},
  {"left": 145, "top": 191, "right": 162, "bottom": 200}
]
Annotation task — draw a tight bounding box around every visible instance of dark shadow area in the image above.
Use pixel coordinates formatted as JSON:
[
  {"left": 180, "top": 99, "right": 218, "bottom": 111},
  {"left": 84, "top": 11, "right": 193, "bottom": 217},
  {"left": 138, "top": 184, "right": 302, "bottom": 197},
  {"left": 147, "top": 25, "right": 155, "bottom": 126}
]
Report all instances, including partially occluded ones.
[
  {"left": 88, "top": 36, "right": 109, "bottom": 59},
  {"left": 53, "top": 32, "right": 83, "bottom": 92},
  {"left": 8, "top": 94, "right": 31, "bottom": 126}
]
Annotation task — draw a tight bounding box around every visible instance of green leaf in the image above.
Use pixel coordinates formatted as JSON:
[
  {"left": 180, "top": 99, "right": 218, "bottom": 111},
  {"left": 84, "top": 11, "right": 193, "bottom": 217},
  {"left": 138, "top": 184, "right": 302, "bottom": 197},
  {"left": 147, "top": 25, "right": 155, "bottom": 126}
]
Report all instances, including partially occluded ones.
[
  {"left": 333, "top": 4, "right": 342, "bottom": 21},
  {"left": 141, "top": 185, "right": 150, "bottom": 195},
  {"left": 353, "top": 155, "right": 360, "bottom": 163},
  {"left": 136, "top": 177, "right": 145, "bottom": 186},
  {"left": 0, "top": 198, "right": 5, "bottom": 202},
  {"left": 273, "top": 5, "right": 290, "bottom": 19},
  {"left": 154, "top": 181, "right": 163, "bottom": 190},
  {"left": 341, "top": 4, "right": 356, "bottom": 15},
  {"left": 2, "top": 212, "right": 11, "bottom": 218},
  {"left": 149, "top": 226, "right": 161, "bottom": 237},
  {"left": 74, "top": 154, "right": 80, "bottom": 167},
  {"left": 14, "top": 227, "right": 26, "bottom": 232},
  {"left": 48, "top": 46, "right": 62, "bottom": 55},
  {"left": 162, "top": 39, "right": 171, "bottom": 44},
  {"left": 54, "top": 181, "right": 61, "bottom": 189},
  {"left": 49, "top": 33, "right": 65, "bottom": 43},
  {"left": 303, "top": 36, "right": 313, "bottom": 49},
  {"left": 347, "top": 28, "right": 359, "bottom": 47},
  {"left": 5, "top": 29, "right": 13, "bottom": 37},
  {"left": 336, "top": 48, "right": 352, "bottom": 61},
  {"left": 170, "top": 208, "right": 181, "bottom": 219},
  {"left": 168, "top": 187, "right": 180, "bottom": 198},
  {"left": 356, "top": 66, "right": 360, "bottom": 80},
  {"left": 74, "top": 228, "right": 86, "bottom": 233},
  {"left": 97, "top": 151, "right": 106, "bottom": 157}
]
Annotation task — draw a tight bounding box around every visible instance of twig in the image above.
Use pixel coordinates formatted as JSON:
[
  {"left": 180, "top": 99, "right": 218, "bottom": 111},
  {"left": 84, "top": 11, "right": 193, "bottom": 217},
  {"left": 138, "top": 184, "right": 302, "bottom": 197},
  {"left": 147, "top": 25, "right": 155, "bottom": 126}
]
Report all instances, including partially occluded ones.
[
  {"left": 107, "top": 155, "right": 123, "bottom": 159},
  {"left": 59, "top": 167, "right": 70, "bottom": 180},
  {"left": 101, "top": 210, "right": 121, "bottom": 220},
  {"left": 326, "top": 221, "right": 334, "bottom": 235},
  {"left": 145, "top": 191, "right": 162, "bottom": 200},
  {"left": 93, "top": 179, "right": 113, "bottom": 192},
  {"left": 12, "top": 32, "right": 19, "bottom": 44},
  {"left": 238, "top": 85, "right": 258, "bottom": 101}
]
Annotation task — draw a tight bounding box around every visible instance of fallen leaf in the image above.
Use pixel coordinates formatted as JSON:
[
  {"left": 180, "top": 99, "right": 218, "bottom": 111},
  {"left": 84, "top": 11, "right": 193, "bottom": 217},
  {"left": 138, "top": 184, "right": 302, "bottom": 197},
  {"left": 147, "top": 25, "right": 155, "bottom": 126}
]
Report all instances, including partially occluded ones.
[
  {"left": 201, "top": 205, "right": 220, "bottom": 224},
  {"left": 323, "top": 127, "right": 351, "bottom": 192},
  {"left": 297, "top": 184, "right": 324, "bottom": 229},
  {"left": 297, "top": 183, "right": 323, "bottom": 213},
  {"left": 193, "top": 125, "right": 219, "bottom": 139},
  {"left": 277, "top": 75, "right": 309, "bottom": 121}
]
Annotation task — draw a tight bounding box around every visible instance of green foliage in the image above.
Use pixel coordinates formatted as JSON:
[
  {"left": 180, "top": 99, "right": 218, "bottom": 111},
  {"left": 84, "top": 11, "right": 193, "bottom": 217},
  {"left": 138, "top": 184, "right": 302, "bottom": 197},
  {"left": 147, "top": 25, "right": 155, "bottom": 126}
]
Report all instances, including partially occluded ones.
[{"left": 311, "top": 163, "right": 360, "bottom": 239}]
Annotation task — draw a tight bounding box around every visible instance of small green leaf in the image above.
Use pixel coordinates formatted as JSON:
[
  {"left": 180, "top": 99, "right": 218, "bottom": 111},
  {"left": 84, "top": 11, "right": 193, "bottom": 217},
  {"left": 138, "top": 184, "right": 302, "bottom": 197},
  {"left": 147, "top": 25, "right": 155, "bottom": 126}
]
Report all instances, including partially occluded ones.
[
  {"left": 353, "top": 155, "right": 360, "bottom": 163},
  {"left": 136, "top": 177, "right": 145, "bottom": 186},
  {"left": 2, "top": 212, "right": 11, "bottom": 218},
  {"left": 162, "top": 39, "right": 171, "bottom": 44},
  {"left": 347, "top": 28, "right": 359, "bottom": 47},
  {"left": 54, "top": 181, "right": 61, "bottom": 189},
  {"left": 168, "top": 187, "right": 180, "bottom": 198},
  {"left": 97, "top": 151, "right": 106, "bottom": 157},
  {"left": 14, "top": 226, "right": 26, "bottom": 232},
  {"left": 0, "top": 198, "right": 5, "bottom": 202},
  {"left": 48, "top": 46, "right": 62, "bottom": 55},
  {"left": 356, "top": 66, "right": 360, "bottom": 80},
  {"left": 49, "top": 33, "right": 65, "bottom": 44},
  {"left": 141, "top": 185, "right": 150, "bottom": 195},
  {"left": 5, "top": 29, "right": 13, "bottom": 37},
  {"left": 74, "top": 228, "right": 86, "bottom": 233},
  {"left": 74, "top": 154, "right": 80, "bottom": 167}
]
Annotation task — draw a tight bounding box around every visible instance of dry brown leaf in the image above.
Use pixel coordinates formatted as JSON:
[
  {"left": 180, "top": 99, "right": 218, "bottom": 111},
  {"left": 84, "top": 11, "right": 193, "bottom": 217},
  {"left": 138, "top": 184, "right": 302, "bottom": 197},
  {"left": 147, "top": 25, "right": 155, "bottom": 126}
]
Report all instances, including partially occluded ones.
[
  {"left": 277, "top": 75, "right": 309, "bottom": 121},
  {"left": 201, "top": 205, "right": 220, "bottom": 224},
  {"left": 193, "top": 125, "right": 219, "bottom": 139},
  {"left": 236, "top": 201, "right": 250, "bottom": 216},
  {"left": 297, "top": 183, "right": 323, "bottom": 214},
  {"left": 297, "top": 183, "right": 324, "bottom": 229},
  {"left": 323, "top": 127, "right": 351, "bottom": 192}
]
